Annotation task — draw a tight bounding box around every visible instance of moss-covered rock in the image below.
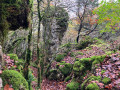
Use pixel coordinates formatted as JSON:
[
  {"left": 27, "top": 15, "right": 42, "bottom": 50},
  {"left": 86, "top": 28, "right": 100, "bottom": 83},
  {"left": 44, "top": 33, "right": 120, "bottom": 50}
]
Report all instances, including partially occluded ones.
[
  {"left": 47, "top": 69, "right": 64, "bottom": 81},
  {"left": 1, "top": 70, "right": 28, "bottom": 89},
  {"left": 0, "top": 0, "right": 33, "bottom": 45},
  {"left": 7, "top": 53, "right": 18, "bottom": 61},
  {"left": 73, "top": 55, "right": 106, "bottom": 77},
  {"left": 86, "top": 83, "right": 100, "bottom": 90},
  {"left": 102, "top": 77, "right": 111, "bottom": 85},
  {"left": 65, "top": 76, "right": 71, "bottom": 82},
  {"left": 81, "top": 76, "right": 101, "bottom": 90},
  {"left": 59, "top": 63, "right": 73, "bottom": 76},
  {"left": 56, "top": 54, "right": 65, "bottom": 62},
  {"left": 66, "top": 81, "right": 80, "bottom": 90}
]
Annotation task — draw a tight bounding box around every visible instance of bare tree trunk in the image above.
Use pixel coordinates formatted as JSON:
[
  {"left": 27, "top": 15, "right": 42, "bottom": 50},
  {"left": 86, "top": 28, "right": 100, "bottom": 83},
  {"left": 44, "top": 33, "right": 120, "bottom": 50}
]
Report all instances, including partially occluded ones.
[{"left": 37, "top": 0, "right": 42, "bottom": 89}]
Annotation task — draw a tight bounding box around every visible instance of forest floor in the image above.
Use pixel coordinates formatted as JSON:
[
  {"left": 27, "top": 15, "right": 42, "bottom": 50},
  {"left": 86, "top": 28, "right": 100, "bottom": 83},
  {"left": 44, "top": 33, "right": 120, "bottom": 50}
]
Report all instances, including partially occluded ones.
[
  {"left": 31, "top": 39, "right": 120, "bottom": 90},
  {"left": 3, "top": 39, "right": 120, "bottom": 90}
]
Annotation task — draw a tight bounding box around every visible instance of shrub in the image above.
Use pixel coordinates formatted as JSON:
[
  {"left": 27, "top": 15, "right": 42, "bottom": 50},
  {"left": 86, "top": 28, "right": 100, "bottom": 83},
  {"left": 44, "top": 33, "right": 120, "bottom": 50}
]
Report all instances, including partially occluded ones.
[
  {"left": 56, "top": 54, "right": 65, "bottom": 62},
  {"left": 66, "top": 81, "right": 80, "bottom": 90},
  {"left": 1, "top": 70, "right": 28, "bottom": 90},
  {"left": 86, "top": 83, "right": 100, "bottom": 90},
  {"left": 102, "top": 77, "right": 111, "bottom": 85},
  {"left": 76, "top": 36, "right": 94, "bottom": 50}
]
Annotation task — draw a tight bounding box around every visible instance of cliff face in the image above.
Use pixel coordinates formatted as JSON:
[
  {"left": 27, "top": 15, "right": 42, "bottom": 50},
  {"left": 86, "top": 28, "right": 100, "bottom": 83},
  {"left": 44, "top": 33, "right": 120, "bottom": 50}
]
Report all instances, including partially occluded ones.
[
  {"left": 42, "top": 6, "right": 69, "bottom": 61},
  {"left": 0, "top": 0, "right": 33, "bottom": 45}
]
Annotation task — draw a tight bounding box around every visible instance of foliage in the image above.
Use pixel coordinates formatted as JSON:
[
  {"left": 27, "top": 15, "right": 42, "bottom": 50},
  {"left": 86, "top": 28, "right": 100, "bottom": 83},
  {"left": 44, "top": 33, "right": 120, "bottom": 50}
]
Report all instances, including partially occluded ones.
[
  {"left": 93, "top": 0, "right": 120, "bottom": 33},
  {"left": 86, "top": 83, "right": 100, "bottom": 90},
  {"left": 1, "top": 70, "right": 28, "bottom": 90},
  {"left": 66, "top": 81, "right": 80, "bottom": 90}
]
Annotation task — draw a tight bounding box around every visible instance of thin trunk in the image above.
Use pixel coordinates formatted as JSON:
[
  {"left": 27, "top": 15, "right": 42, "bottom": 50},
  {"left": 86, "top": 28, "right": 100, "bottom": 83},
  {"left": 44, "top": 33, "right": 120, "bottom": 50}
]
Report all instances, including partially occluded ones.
[
  {"left": 23, "top": 0, "right": 33, "bottom": 85},
  {"left": 37, "top": 0, "right": 42, "bottom": 89}
]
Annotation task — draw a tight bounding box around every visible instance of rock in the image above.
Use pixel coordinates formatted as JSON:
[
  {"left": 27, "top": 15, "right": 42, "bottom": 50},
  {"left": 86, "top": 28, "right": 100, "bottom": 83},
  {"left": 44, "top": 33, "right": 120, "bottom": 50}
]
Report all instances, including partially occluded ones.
[{"left": 42, "top": 6, "right": 69, "bottom": 61}]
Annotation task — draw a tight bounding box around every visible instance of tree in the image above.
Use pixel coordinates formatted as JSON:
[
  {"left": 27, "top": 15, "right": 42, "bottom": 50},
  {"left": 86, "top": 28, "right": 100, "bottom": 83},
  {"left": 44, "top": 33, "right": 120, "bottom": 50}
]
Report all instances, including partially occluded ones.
[
  {"left": 93, "top": 0, "right": 120, "bottom": 33},
  {"left": 76, "top": 0, "right": 99, "bottom": 43}
]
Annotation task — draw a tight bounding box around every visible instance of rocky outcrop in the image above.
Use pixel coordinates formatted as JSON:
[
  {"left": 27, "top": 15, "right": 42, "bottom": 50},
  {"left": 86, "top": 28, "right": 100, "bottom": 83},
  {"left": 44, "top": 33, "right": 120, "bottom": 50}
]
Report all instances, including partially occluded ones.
[{"left": 42, "top": 6, "right": 69, "bottom": 61}]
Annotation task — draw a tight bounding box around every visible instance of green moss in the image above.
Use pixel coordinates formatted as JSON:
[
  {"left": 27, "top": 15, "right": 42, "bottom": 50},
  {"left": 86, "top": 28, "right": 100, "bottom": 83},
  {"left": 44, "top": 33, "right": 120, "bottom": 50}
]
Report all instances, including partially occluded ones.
[
  {"left": 86, "top": 83, "right": 100, "bottom": 90},
  {"left": 0, "top": 0, "right": 33, "bottom": 45},
  {"left": 102, "top": 77, "right": 111, "bottom": 85},
  {"left": 56, "top": 54, "right": 65, "bottom": 62},
  {"left": 66, "top": 81, "right": 80, "bottom": 90},
  {"left": 59, "top": 63, "right": 72, "bottom": 76},
  {"left": 8, "top": 53, "right": 18, "bottom": 60},
  {"left": 101, "top": 70, "right": 106, "bottom": 75},
  {"left": 65, "top": 76, "right": 71, "bottom": 82},
  {"left": 81, "top": 76, "right": 101, "bottom": 90},
  {"left": 1, "top": 70, "right": 28, "bottom": 89},
  {"left": 77, "top": 52, "right": 84, "bottom": 55},
  {"left": 76, "top": 36, "right": 94, "bottom": 50}
]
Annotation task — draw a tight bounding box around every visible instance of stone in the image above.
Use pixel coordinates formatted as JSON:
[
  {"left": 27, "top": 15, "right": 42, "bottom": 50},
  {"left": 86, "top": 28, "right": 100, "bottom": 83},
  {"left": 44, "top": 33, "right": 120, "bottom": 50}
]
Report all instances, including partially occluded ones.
[{"left": 42, "top": 6, "right": 69, "bottom": 61}]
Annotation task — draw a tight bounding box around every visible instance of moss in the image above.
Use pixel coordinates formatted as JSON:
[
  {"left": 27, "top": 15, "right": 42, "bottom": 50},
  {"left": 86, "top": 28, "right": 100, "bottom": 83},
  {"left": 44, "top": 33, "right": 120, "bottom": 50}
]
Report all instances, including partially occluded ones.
[
  {"left": 66, "top": 81, "right": 80, "bottom": 90},
  {"left": 7, "top": 53, "right": 18, "bottom": 60},
  {"left": 56, "top": 54, "right": 65, "bottom": 62},
  {"left": 86, "top": 83, "right": 100, "bottom": 90},
  {"left": 77, "top": 52, "right": 84, "bottom": 55},
  {"left": 76, "top": 36, "right": 94, "bottom": 50},
  {"left": 59, "top": 63, "right": 72, "bottom": 76},
  {"left": 102, "top": 77, "right": 111, "bottom": 85},
  {"left": 65, "top": 76, "right": 71, "bottom": 82},
  {"left": 73, "top": 61, "right": 85, "bottom": 75},
  {"left": 0, "top": 0, "right": 33, "bottom": 44},
  {"left": 1, "top": 70, "right": 28, "bottom": 89},
  {"left": 81, "top": 76, "right": 101, "bottom": 90},
  {"left": 101, "top": 70, "right": 106, "bottom": 75}
]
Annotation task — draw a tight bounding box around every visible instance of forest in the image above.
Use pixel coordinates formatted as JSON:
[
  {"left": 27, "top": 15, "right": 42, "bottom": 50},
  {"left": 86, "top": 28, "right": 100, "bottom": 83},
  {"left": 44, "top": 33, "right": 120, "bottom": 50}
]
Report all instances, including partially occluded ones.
[{"left": 0, "top": 0, "right": 120, "bottom": 90}]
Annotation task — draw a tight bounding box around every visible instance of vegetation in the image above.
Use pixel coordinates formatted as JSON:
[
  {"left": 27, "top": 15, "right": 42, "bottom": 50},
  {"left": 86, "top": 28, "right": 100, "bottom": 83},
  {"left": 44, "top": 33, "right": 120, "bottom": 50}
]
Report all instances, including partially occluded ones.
[
  {"left": 1, "top": 70, "right": 28, "bottom": 90},
  {"left": 0, "top": 0, "right": 120, "bottom": 90}
]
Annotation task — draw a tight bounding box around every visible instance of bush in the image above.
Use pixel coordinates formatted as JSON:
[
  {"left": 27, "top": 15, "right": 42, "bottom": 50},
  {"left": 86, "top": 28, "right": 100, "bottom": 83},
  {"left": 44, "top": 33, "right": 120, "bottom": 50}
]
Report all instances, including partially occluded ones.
[
  {"left": 56, "top": 54, "right": 65, "bottom": 62},
  {"left": 76, "top": 36, "right": 94, "bottom": 50},
  {"left": 102, "top": 77, "right": 111, "bottom": 85},
  {"left": 86, "top": 83, "right": 100, "bottom": 90},
  {"left": 66, "top": 81, "right": 80, "bottom": 90},
  {"left": 1, "top": 70, "right": 28, "bottom": 90}
]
